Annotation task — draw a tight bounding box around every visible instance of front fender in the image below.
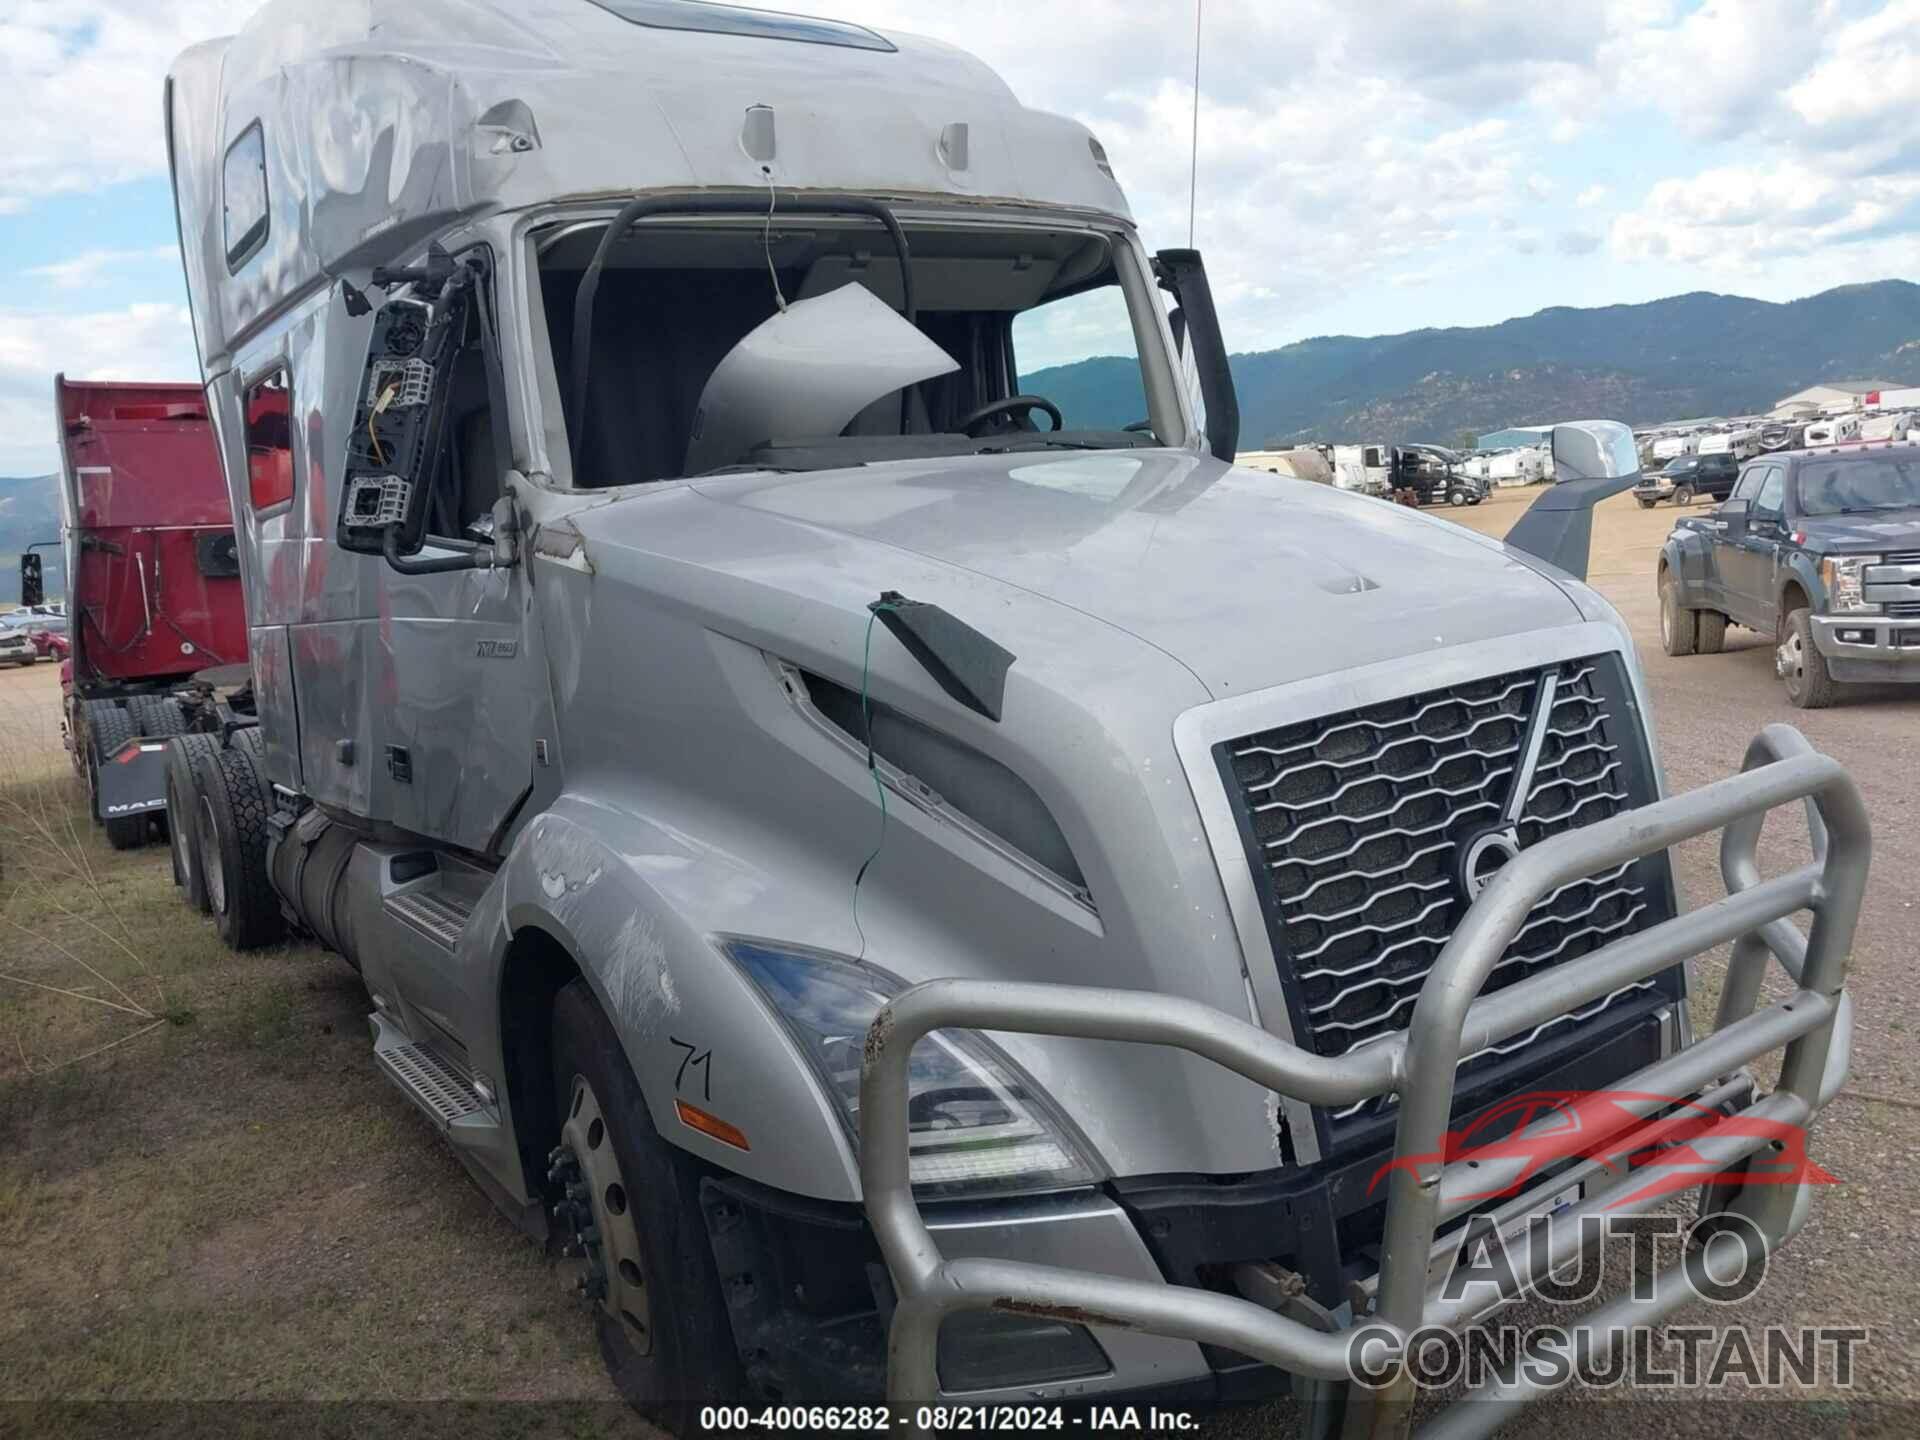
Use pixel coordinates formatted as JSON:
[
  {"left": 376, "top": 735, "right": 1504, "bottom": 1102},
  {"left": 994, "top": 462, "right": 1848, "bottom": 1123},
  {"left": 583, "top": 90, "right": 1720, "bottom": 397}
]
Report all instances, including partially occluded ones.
[
  {"left": 489, "top": 797, "right": 862, "bottom": 1201},
  {"left": 1775, "top": 552, "right": 1824, "bottom": 617},
  {"left": 1660, "top": 528, "right": 1713, "bottom": 603}
]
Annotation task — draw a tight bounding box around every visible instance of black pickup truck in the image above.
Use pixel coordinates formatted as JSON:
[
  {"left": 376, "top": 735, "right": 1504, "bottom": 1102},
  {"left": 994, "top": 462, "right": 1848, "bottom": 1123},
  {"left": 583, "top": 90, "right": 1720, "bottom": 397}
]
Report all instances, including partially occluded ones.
[
  {"left": 1633, "top": 451, "right": 1740, "bottom": 507},
  {"left": 1657, "top": 442, "right": 1920, "bottom": 707}
]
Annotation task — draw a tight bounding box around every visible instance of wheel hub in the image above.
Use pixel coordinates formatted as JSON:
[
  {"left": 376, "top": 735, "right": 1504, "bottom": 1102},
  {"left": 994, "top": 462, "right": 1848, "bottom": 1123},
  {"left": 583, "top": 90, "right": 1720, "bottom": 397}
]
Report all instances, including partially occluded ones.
[
  {"left": 198, "top": 793, "right": 226, "bottom": 914},
  {"left": 1777, "top": 632, "right": 1802, "bottom": 682},
  {"left": 550, "top": 1074, "right": 652, "bottom": 1354}
]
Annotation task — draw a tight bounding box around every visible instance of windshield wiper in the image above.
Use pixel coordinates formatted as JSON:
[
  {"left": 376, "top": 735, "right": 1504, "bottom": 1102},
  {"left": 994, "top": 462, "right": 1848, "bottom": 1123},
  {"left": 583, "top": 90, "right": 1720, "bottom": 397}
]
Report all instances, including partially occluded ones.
[{"left": 975, "top": 437, "right": 1109, "bottom": 454}]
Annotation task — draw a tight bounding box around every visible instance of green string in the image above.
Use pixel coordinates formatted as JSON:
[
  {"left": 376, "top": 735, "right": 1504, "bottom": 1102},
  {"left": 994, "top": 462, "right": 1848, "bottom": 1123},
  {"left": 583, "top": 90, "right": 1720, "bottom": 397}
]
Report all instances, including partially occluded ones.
[{"left": 851, "top": 602, "right": 900, "bottom": 959}]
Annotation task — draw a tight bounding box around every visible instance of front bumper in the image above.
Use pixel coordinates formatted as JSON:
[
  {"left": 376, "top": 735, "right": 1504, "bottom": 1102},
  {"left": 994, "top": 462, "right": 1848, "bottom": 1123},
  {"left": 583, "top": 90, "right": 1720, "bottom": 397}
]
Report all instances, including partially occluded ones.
[
  {"left": 1808, "top": 613, "right": 1920, "bottom": 680},
  {"left": 860, "top": 726, "right": 1867, "bottom": 1437},
  {"left": 701, "top": 1009, "right": 1674, "bottom": 1409}
]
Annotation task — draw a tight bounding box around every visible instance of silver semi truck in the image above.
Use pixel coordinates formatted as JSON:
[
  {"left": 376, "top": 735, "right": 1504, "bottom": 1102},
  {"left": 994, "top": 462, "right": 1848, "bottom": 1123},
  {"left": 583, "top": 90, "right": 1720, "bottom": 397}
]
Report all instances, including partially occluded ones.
[{"left": 164, "top": 2, "right": 1867, "bottom": 1435}]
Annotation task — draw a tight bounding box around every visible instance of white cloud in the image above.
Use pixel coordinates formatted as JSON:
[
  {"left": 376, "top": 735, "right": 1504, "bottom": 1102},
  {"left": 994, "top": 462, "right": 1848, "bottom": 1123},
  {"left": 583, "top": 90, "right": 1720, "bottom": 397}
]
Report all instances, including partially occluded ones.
[
  {"left": 1576, "top": 184, "right": 1611, "bottom": 210},
  {"left": 26, "top": 247, "right": 179, "bottom": 290},
  {"left": 0, "top": 302, "right": 199, "bottom": 472},
  {"left": 1605, "top": 1, "right": 1920, "bottom": 277},
  {"left": 1611, "top": 160, "right": 1920, "bottom": 266},
  {"left": 0, "top": 1, "right": 255, "bottom": 210},
  {"left": 1785, "top": 0, "right": 1920, "bottom": 170}
]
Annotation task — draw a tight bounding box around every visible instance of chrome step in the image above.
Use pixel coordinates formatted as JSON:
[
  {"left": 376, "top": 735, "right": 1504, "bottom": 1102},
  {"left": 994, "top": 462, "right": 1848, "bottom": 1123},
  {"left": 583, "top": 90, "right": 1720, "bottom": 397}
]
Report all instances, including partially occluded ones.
[
  {"left": 370, "top": 1009, "right": 487, "bottom": 1127},
  {"left": 385, "top": 887, "right": 474, "bottom": 950}
]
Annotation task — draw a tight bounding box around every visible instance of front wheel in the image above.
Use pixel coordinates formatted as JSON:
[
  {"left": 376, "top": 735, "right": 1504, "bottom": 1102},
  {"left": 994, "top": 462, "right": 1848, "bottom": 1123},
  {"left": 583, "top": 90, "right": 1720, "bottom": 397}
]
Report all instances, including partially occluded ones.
[
  {"left": 1778, "top": 608, "right": 1838, "bottom": 709},
  {"left": 550, "top": 981, "right": 739, "bottom": 1434},
  {"left": 1637, "top": 498, "right": 1657, "bottom": 510},
  {"left": 1674, "top": 484, "right": 1695, "bottom": 505},
  {"left": 1660, "top": 576, "right": 1699, "bottom": 656}
]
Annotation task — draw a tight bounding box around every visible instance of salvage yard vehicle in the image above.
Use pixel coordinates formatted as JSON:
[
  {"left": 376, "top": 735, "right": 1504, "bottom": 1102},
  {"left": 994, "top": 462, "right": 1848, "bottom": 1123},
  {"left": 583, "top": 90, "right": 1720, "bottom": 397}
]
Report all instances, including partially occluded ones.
[
  {"left": 165, "top": 2, "right": 1868, "bottom": 1435},
  {"left": 1632, "top": 451, "right": 1739, "bottom": 508},
  {"left": 18, "top": 377, "right": 249, "bottom": 847},
  {"left": 1659, "top": 440, "right": 1920, "bottom": 708},
  {"left": 0, "top": 626, "right": 35, "bottom": 668}
]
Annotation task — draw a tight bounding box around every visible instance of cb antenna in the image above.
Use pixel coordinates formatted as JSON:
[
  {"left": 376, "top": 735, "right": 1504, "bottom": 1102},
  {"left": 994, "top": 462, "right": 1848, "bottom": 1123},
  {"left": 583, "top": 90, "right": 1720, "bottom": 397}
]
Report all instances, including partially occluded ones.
[{"left": 1188, "top": 0, "right": 1203, "bottom": 246}]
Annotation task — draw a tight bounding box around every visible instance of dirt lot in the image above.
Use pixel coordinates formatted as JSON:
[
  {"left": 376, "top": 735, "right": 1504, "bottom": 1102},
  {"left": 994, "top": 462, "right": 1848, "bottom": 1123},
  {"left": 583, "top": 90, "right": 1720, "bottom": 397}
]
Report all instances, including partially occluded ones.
[{"left": 3, "top": 487, "right": 1917, "bottom": 1437}]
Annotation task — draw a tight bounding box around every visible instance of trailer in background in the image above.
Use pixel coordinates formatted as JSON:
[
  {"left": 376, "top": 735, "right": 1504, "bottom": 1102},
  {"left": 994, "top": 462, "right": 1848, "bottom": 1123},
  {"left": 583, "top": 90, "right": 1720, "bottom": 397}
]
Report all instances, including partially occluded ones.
[
  {"left": 24, "top": 376, "right": 251, "bottom": 848},
  {"left": 1804, "top": 413, "right": 1862, "bottom": 446}
]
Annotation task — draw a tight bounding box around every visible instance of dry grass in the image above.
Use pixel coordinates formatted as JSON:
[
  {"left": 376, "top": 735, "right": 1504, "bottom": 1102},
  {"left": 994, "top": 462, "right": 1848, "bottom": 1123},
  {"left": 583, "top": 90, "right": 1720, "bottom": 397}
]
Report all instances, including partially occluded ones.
[{"left": 0, "top": 664, "right": 634, "bottom": 1429}]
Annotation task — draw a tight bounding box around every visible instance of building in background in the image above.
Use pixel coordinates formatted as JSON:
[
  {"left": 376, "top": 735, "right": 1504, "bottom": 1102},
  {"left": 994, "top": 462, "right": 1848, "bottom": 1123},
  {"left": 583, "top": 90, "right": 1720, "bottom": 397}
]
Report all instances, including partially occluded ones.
[{"left": 1771, "top": 380, "right": 1905, "bottom": 417}]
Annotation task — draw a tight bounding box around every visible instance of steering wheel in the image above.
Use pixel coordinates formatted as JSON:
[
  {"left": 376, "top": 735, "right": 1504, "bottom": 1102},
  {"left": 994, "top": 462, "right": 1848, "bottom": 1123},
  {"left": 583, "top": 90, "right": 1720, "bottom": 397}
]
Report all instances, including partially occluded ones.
[{"left": 958, "top": 394, "right": 1063, "bottom": 437}]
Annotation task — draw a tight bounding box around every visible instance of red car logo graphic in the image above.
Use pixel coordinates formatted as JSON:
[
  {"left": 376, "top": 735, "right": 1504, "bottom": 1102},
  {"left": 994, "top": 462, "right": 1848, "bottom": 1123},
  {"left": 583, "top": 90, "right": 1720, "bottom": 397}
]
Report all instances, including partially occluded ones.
[{"left": 1368, "top": 1089, "right": 1837, "bottom": 1210}]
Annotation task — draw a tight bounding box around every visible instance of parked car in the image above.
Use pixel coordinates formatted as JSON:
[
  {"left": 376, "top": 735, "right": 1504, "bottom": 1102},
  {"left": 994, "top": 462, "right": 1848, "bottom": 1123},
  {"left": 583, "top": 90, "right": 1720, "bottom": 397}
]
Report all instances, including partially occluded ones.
[
  {"left": 1633, "top": 451, "right": 1739, "bottom": 507},
  {"left": 0, "top": 628, "right": 36, "bottom": 667},
  {"left": 1657, "top": 442, "right": 1920, "bottom": 706},
  {"left": 33, "top": 628, "right": 70, "bottom": 661}
]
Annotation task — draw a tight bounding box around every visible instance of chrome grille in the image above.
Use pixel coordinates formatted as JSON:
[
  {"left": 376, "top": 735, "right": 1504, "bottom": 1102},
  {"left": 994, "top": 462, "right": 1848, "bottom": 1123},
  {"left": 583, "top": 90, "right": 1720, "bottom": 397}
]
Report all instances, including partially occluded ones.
[
  {"left": 1884, "top": 550, "right": 1920, "bottom": 565},
  {"left": 1888, "top": 601, "right": 1920, "bottom": 618},
  {"left": 1223, "top": 657, "right": 1657, "bottom": 1090}
]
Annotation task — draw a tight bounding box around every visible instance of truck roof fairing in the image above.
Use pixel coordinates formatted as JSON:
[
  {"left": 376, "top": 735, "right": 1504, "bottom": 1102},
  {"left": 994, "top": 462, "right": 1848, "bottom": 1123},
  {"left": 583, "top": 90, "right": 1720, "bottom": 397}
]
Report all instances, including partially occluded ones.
[{"left": 166, "top": 0, "right": 1132, "bottom": 373}]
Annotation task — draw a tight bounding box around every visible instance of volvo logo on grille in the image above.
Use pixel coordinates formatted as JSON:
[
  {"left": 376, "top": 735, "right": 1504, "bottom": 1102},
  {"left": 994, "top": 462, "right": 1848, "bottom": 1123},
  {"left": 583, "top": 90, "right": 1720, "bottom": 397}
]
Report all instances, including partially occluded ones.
[
  {"left": 1459, "top": 824, "right": 1522, "bottom": 899},
  {"left": 1457, "top": 670, "right": 1560, "bottom": 902}
]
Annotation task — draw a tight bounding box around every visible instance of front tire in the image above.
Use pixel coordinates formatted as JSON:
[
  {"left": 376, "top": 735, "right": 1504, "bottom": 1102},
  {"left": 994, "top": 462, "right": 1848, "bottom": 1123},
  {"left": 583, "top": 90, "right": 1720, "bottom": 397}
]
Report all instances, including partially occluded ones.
[
  {"left": 550, "top": 980, "right": 739, "bottom": 1434},
  {"left": 1674, "top": 484, "right": 1694, "bottom": 505},
  {"left": 1779, "top": 608, "right": 1838, "bottom": 709},
  {"left": 1660, "top": 576, "right": 1699, "bottom": 656},
  {"left": 1637, "top": 498, "right": 1657, "bottom": 509}
]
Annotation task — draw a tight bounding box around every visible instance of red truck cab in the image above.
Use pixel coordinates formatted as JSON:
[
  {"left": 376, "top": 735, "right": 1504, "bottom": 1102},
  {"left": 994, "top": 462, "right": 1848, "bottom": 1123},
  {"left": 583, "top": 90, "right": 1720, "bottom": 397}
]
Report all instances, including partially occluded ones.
[{"left": 40, "top": 375, "right": 248, "bottom": 846}]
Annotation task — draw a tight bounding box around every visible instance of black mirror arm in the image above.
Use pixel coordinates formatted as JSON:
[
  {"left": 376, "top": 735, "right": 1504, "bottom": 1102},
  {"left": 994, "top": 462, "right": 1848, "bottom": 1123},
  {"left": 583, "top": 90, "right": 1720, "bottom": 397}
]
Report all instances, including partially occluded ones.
[{"left": 382, "top": 527, "right": 496, "bottom": 575}]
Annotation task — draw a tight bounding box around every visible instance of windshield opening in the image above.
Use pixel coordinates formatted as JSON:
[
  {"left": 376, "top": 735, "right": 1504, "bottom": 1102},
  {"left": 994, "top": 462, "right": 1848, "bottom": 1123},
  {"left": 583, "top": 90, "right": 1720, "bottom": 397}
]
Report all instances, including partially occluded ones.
[
  {"left": 536, "top": 216, "right": 1166, "bottom": 487},
  {"left": 1796, "top": 454, "right": 1920, "bottom": 515}
]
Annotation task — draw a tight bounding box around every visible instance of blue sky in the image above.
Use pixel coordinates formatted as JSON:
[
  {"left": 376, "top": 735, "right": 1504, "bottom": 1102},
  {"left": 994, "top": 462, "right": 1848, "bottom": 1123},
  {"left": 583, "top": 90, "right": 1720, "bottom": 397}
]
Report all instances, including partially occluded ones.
[{"left": 1, "top": 0, "right": 1916, "bottom": 473}]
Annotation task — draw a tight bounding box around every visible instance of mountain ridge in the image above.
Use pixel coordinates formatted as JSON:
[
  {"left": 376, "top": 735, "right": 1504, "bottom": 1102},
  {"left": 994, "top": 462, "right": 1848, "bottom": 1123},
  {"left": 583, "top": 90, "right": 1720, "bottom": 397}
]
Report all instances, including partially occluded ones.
[{"left": 1027, "top": 278, "right": 1920, "bottom": 448}]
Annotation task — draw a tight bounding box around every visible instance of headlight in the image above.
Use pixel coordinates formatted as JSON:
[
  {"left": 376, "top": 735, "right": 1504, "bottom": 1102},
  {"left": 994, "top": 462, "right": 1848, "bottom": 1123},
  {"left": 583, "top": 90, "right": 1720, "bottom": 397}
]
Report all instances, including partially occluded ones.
[
  {"left": 724, "top": 940, "right": 1100, "bottom": 1196},
  {"left": 1821, "top": 554, "right": 1881, "bottom": 614}
]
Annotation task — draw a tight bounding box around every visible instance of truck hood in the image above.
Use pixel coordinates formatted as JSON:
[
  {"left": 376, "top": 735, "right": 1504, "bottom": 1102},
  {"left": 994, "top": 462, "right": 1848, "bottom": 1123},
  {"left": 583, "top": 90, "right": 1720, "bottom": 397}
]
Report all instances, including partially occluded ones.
[
  {"left": 692, "top": 448, "right": 1580, "bottom": 696},
  {"left": 1800, "top": 506, "right": 1920, "bottom": 550}
]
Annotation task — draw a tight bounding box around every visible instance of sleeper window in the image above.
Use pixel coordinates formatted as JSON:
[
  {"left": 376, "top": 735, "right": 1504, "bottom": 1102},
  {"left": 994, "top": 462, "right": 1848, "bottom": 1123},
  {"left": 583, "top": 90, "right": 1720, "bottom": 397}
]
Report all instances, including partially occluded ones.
[{"left": 224, "top": 122, "right": 269, "bottom": 271}]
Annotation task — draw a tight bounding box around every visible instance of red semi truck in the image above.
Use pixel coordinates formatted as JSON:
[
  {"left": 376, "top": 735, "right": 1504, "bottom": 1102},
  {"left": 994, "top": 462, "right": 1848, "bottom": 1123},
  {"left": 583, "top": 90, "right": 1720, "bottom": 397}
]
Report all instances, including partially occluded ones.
[{"left": 21, "top": 376, "right": 250, "bottom": 848}]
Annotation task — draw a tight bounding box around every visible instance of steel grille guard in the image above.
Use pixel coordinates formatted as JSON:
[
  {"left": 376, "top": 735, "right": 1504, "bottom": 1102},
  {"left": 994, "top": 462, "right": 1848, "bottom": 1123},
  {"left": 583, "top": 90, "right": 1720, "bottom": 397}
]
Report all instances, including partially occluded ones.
[{"left": 859, "top": 725, "right": 1867, "bottom": 1438}]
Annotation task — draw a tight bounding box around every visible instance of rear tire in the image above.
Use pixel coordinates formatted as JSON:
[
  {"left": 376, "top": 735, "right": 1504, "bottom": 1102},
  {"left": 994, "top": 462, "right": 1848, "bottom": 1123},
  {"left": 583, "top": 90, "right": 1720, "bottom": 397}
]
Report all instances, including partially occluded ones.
[
  {"left": 1779, "top": 608, "right": 1838, "bottom": 710},
  {"left": 1659, "top": 576, "right": 1699, "bottom": 656},
  {"left": 166, "top": 734, "right": 223, "bottom": 912},
  {"left": 127, "top": 695, "right": 187, "bottom": 737},
  {"left": 1696, "top": 610, "right": 1728, "bottom": 655},
  {"left": 197, "top": 739, "right": 284, "bottom": 949},
  {"left": 550, "top": 980, "right": 739, "bottom": 1434}
]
